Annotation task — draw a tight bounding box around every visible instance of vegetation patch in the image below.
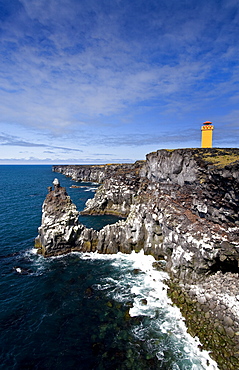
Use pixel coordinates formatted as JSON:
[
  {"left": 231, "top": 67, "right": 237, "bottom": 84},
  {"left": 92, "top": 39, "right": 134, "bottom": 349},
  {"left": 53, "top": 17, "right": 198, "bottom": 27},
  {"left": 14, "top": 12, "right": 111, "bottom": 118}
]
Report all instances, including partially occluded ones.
[{"left": 201, "top": 154, "right": 239, "bottom": 168}]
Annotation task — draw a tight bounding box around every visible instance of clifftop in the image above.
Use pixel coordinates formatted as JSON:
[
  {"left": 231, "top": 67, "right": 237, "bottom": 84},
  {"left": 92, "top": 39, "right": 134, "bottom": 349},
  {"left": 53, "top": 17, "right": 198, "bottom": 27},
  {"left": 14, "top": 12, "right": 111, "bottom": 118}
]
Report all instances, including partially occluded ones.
[{"left": 149, "top": 148, "right": 239, "bottom": 167}]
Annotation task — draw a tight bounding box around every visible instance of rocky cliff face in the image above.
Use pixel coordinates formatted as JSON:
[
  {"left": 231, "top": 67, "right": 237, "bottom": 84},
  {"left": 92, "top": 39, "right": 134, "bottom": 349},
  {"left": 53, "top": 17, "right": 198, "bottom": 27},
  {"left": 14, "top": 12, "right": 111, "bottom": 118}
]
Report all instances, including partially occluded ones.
[
  {"left": 52, "top": 148, "right": 239, "bottom": 280},
  {"left": 37, "top": 148, "right": 239, "bottom": 368},
  {"left": 52, "top": 162, "right": 143, "bottom": 183},
  {"left": 141, "top": 149, "right": 239, "bottom": 280},
  {"left": 81, "top": 160, "right": 144, "bottom": 217}
]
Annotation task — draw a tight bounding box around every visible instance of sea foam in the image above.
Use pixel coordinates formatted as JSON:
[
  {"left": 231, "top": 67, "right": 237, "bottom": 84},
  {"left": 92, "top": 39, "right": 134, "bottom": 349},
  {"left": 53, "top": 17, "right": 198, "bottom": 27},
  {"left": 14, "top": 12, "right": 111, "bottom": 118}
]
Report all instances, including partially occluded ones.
[{"left": 78, "top": 250, "right": 219, "bottom": 369}]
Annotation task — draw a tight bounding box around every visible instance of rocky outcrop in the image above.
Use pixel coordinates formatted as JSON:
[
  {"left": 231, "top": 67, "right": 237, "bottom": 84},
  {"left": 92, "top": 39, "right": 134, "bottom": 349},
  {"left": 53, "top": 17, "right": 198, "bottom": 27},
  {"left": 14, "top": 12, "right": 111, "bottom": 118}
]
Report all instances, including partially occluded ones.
[
  {"left": 35, "top": 179, "right": 99, "bottom": 257},
  {"left": 50, "top": 148, "right": 239, "bottom": 278},
  {"left": 35, "top": 179, "right": 79, "bottom": 256},
  {"left": 167, "top": 273, "right": 239, "bottom": 369},
  {"left": 36, "top": 148, "right": 239, "bottom": 368},
  {"left": 53, "top": 161, "right": 145, "bottom": 217},
  {"left": 81, "top": 161, "right": 144, "bottom": 217}
]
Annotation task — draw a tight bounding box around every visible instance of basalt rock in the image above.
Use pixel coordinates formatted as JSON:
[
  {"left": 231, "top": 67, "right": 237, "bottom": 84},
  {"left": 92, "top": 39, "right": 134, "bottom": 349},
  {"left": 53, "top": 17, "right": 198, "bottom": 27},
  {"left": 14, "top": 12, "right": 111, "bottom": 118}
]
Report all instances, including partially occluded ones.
[
  {"left": 51, "top": 148, "right": 239, "bottom": 278},
  {"left": 35, "top": 179, "right": 81, "bottom": 256},
  {"left": 52, "top": 161, "right": 144, "bottom": 184},
  {"left": 37, "top": 148, "right": 239, "bottom": 368}
]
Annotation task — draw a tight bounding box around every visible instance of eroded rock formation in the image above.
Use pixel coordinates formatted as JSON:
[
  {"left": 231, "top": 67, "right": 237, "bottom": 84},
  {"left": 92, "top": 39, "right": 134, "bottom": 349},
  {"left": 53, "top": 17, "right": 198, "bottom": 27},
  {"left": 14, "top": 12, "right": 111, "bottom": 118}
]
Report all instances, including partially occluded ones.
[
  {"left": 36, "top": 148, "right": 239, "bottom": 369},
  {"left": 50, "top": 148, "right": 239, "bottom": 280}
]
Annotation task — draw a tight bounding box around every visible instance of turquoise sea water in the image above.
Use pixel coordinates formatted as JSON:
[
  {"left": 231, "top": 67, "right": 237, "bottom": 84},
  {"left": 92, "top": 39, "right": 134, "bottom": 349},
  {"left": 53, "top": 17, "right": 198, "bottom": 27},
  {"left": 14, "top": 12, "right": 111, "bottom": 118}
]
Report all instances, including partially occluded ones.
[{"left": 0, "top": 165, "right": 218, "bottom": 369}]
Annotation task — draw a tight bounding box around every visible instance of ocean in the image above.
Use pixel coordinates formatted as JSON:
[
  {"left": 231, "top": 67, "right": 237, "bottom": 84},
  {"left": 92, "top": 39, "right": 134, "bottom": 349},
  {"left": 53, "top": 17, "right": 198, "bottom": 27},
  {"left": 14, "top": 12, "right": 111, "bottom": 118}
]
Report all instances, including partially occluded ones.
[{"left": 0, "top": 165, "right": 218, "bottom": 370}]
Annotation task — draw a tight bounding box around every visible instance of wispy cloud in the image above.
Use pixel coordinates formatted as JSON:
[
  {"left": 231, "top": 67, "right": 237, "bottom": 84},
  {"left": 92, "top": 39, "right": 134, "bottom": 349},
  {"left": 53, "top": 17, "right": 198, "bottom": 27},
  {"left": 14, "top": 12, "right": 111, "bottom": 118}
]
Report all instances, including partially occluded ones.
[
  {"left": 0, "top": 1, "right": 238, "bottom": 127},
  {"left": 86, "top": 130, "right": 200, "bottom": 147},
  {"left": 0, "top": 0, "right": 238, "bottom": 163},
  {"left": 0, "top": 156, "right": 133, "bottom": 165},
  {"left": 0, "top": 133, "right": 82, "bottom": 152}
]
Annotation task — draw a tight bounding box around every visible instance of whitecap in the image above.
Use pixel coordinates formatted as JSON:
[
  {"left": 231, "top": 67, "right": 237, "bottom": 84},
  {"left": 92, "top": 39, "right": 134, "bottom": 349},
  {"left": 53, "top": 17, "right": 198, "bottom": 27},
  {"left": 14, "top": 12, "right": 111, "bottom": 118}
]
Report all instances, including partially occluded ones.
[
  {"left": 22, "top": 248, "right": 218, "bottom": 369},
  {"left": 92, "top": 250, "right": 219, "bottom": 370},
  {"left": 84, "top": 187, "right": 98, "bottom": 192}
]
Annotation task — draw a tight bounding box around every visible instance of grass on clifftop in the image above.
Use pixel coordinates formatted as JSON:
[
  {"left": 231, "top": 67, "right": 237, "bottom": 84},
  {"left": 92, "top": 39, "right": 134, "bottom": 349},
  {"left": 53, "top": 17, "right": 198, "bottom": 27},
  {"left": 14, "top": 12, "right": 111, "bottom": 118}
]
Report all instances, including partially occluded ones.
[
  {"left": 198, "top": 149, "right": 239, "bottom": 168},
  {"left": 163, "top": 148, "right": 239, "bottom": 168},
  {"left": 202, "top": 154, "right": 239, "bottom": 167}
]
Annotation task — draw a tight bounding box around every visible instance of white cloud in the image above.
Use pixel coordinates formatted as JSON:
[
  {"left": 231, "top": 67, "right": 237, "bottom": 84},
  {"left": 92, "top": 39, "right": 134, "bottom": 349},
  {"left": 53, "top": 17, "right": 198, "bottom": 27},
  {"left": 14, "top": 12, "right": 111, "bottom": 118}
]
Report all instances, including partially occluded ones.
[
  {"left": 0, "top": 132, "right": 83, "bottom": 152},
  {"left": 0, "top": 0, "right": 238, "bottom": 164}
]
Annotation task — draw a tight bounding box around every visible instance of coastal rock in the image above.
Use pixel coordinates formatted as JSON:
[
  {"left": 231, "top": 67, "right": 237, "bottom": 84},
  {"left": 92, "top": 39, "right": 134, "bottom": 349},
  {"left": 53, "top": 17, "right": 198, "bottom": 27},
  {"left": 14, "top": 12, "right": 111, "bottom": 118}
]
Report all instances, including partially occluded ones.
[
  {"left": 77, "top": 160, "right": 144, "bottom": 217},
  {"left": 37, "top": 148, "right": 239, "bottom": 367},
  {"left": 52, "top": 162, "right": 144, "bottom": 184},
  {"left": 35, "top": 180, "right": 80, "bottom": 256},
  {"left": 51, "top": 148, "right": 239, "bottom": 277}
]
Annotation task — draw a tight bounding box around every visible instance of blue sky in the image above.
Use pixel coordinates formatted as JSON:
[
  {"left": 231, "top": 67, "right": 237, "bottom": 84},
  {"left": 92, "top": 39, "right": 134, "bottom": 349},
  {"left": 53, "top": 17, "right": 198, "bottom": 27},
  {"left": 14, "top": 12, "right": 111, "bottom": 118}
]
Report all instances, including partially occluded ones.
[{"left": 0, "top": 0, "right": 239, "bottom": 164}]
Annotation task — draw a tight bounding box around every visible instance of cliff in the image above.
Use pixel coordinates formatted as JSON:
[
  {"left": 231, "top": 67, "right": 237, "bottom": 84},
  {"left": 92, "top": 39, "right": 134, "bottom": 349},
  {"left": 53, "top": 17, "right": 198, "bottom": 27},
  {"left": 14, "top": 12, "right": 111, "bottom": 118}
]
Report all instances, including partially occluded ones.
[
  {"left": 52, "top": 162, "right": 144, "bottom": 184},
  {"left": 36, "top": 148, "right": 239, "bottom": 369},
  {"left": 51, "top": 148, "right": 239, "bottom": 277}
]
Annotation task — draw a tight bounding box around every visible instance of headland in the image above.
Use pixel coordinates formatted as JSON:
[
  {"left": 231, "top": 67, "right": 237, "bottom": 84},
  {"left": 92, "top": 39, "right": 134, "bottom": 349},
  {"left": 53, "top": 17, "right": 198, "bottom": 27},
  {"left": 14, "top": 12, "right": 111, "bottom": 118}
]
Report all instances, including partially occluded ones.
[{"left": 35, "top": 148, "right": 239, "bottom": 369}]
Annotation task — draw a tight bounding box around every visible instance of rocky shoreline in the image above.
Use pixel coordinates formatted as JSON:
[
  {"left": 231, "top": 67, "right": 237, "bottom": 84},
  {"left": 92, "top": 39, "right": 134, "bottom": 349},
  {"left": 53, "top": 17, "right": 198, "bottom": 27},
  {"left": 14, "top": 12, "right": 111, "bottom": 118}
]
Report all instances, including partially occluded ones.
[
  {"left": 166, "top": 273, "right": 239, "bottom": 369},
  {"left": 36, "top": 148, "right": 239, "bottom": 369}
]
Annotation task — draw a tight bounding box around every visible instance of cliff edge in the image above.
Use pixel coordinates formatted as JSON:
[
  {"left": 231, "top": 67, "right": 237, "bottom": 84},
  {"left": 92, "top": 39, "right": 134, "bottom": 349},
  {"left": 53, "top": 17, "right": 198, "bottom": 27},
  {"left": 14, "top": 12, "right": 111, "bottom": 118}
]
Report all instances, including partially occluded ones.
[
  {"left": 36, "top": 148, "right": 239, "bottom": 369},
  {"left": 50, "top": 148, "right": 239, "bottom": 275}
]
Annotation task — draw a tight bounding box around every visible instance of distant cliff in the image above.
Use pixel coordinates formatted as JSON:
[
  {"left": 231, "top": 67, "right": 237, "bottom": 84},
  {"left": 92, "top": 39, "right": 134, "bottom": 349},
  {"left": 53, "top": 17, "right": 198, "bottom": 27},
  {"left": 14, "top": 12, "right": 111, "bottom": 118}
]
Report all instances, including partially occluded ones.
[
  {"left": 37, "top": 148, "right": 239, "bottom": 369},
  {"left": 52, "top": 162, "right": 144, "bottom": 184},
  {"left": 53, "top": 161, "right": 145, "bottom": 217}
]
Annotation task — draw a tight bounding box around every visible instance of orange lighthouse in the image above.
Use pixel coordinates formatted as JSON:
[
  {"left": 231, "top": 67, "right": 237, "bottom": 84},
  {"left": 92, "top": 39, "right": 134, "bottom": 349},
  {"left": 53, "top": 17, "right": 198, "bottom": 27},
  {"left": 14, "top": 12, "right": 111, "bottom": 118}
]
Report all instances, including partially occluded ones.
[{"left": 201, "top": 121, "right": 214, "bottom": 148}]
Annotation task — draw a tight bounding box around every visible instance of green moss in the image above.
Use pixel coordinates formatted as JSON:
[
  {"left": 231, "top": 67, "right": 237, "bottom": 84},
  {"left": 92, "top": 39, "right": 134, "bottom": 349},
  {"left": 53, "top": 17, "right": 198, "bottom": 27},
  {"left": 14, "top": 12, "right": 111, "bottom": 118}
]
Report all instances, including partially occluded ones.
[
  {"left": 34, "top": 237, "right": 42, "bottom": 249},
  {"left": 201, "top": 154, "right": 239, "bottom": 167},
  {"left": 193, "top": 148, "right": 239, "bottom": 168}
]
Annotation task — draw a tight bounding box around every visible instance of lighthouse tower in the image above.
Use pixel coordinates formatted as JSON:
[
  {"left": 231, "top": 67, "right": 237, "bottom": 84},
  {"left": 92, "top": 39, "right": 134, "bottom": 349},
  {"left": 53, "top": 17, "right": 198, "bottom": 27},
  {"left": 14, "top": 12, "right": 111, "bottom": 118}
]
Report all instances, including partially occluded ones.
[{"left": 201, "top": 121, "right": 214, "bottom": 148}]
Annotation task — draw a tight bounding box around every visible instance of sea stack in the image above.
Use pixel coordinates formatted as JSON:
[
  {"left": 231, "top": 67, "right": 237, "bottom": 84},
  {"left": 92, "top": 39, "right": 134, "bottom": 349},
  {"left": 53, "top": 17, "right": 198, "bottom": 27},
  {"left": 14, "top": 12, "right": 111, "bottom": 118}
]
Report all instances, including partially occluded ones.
[{"left": 35, "top": 179, "right": 80, "bottom": 256}]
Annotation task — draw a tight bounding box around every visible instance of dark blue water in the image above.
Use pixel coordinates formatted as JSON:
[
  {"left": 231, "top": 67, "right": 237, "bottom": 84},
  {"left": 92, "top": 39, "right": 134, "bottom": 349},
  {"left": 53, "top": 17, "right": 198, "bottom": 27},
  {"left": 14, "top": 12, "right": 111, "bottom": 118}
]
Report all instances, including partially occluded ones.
[{"left": 0, "top": 166, "right": 218, "bottom": 369}]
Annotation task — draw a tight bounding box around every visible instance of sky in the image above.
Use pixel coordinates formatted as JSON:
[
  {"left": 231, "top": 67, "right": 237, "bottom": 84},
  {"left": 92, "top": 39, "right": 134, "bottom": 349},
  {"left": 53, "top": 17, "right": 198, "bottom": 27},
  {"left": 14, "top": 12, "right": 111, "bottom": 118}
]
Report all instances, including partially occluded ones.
[{"left": 0, "top": 0, "right": 239, "bottom": 164}]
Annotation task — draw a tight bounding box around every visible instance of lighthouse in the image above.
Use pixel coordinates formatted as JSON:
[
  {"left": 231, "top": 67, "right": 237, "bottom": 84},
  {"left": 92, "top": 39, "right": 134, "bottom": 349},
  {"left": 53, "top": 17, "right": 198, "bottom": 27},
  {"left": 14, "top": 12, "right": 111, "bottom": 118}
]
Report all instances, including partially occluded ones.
[{"left": 201, "top": 121, "right": 214, "bottom": 148}]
